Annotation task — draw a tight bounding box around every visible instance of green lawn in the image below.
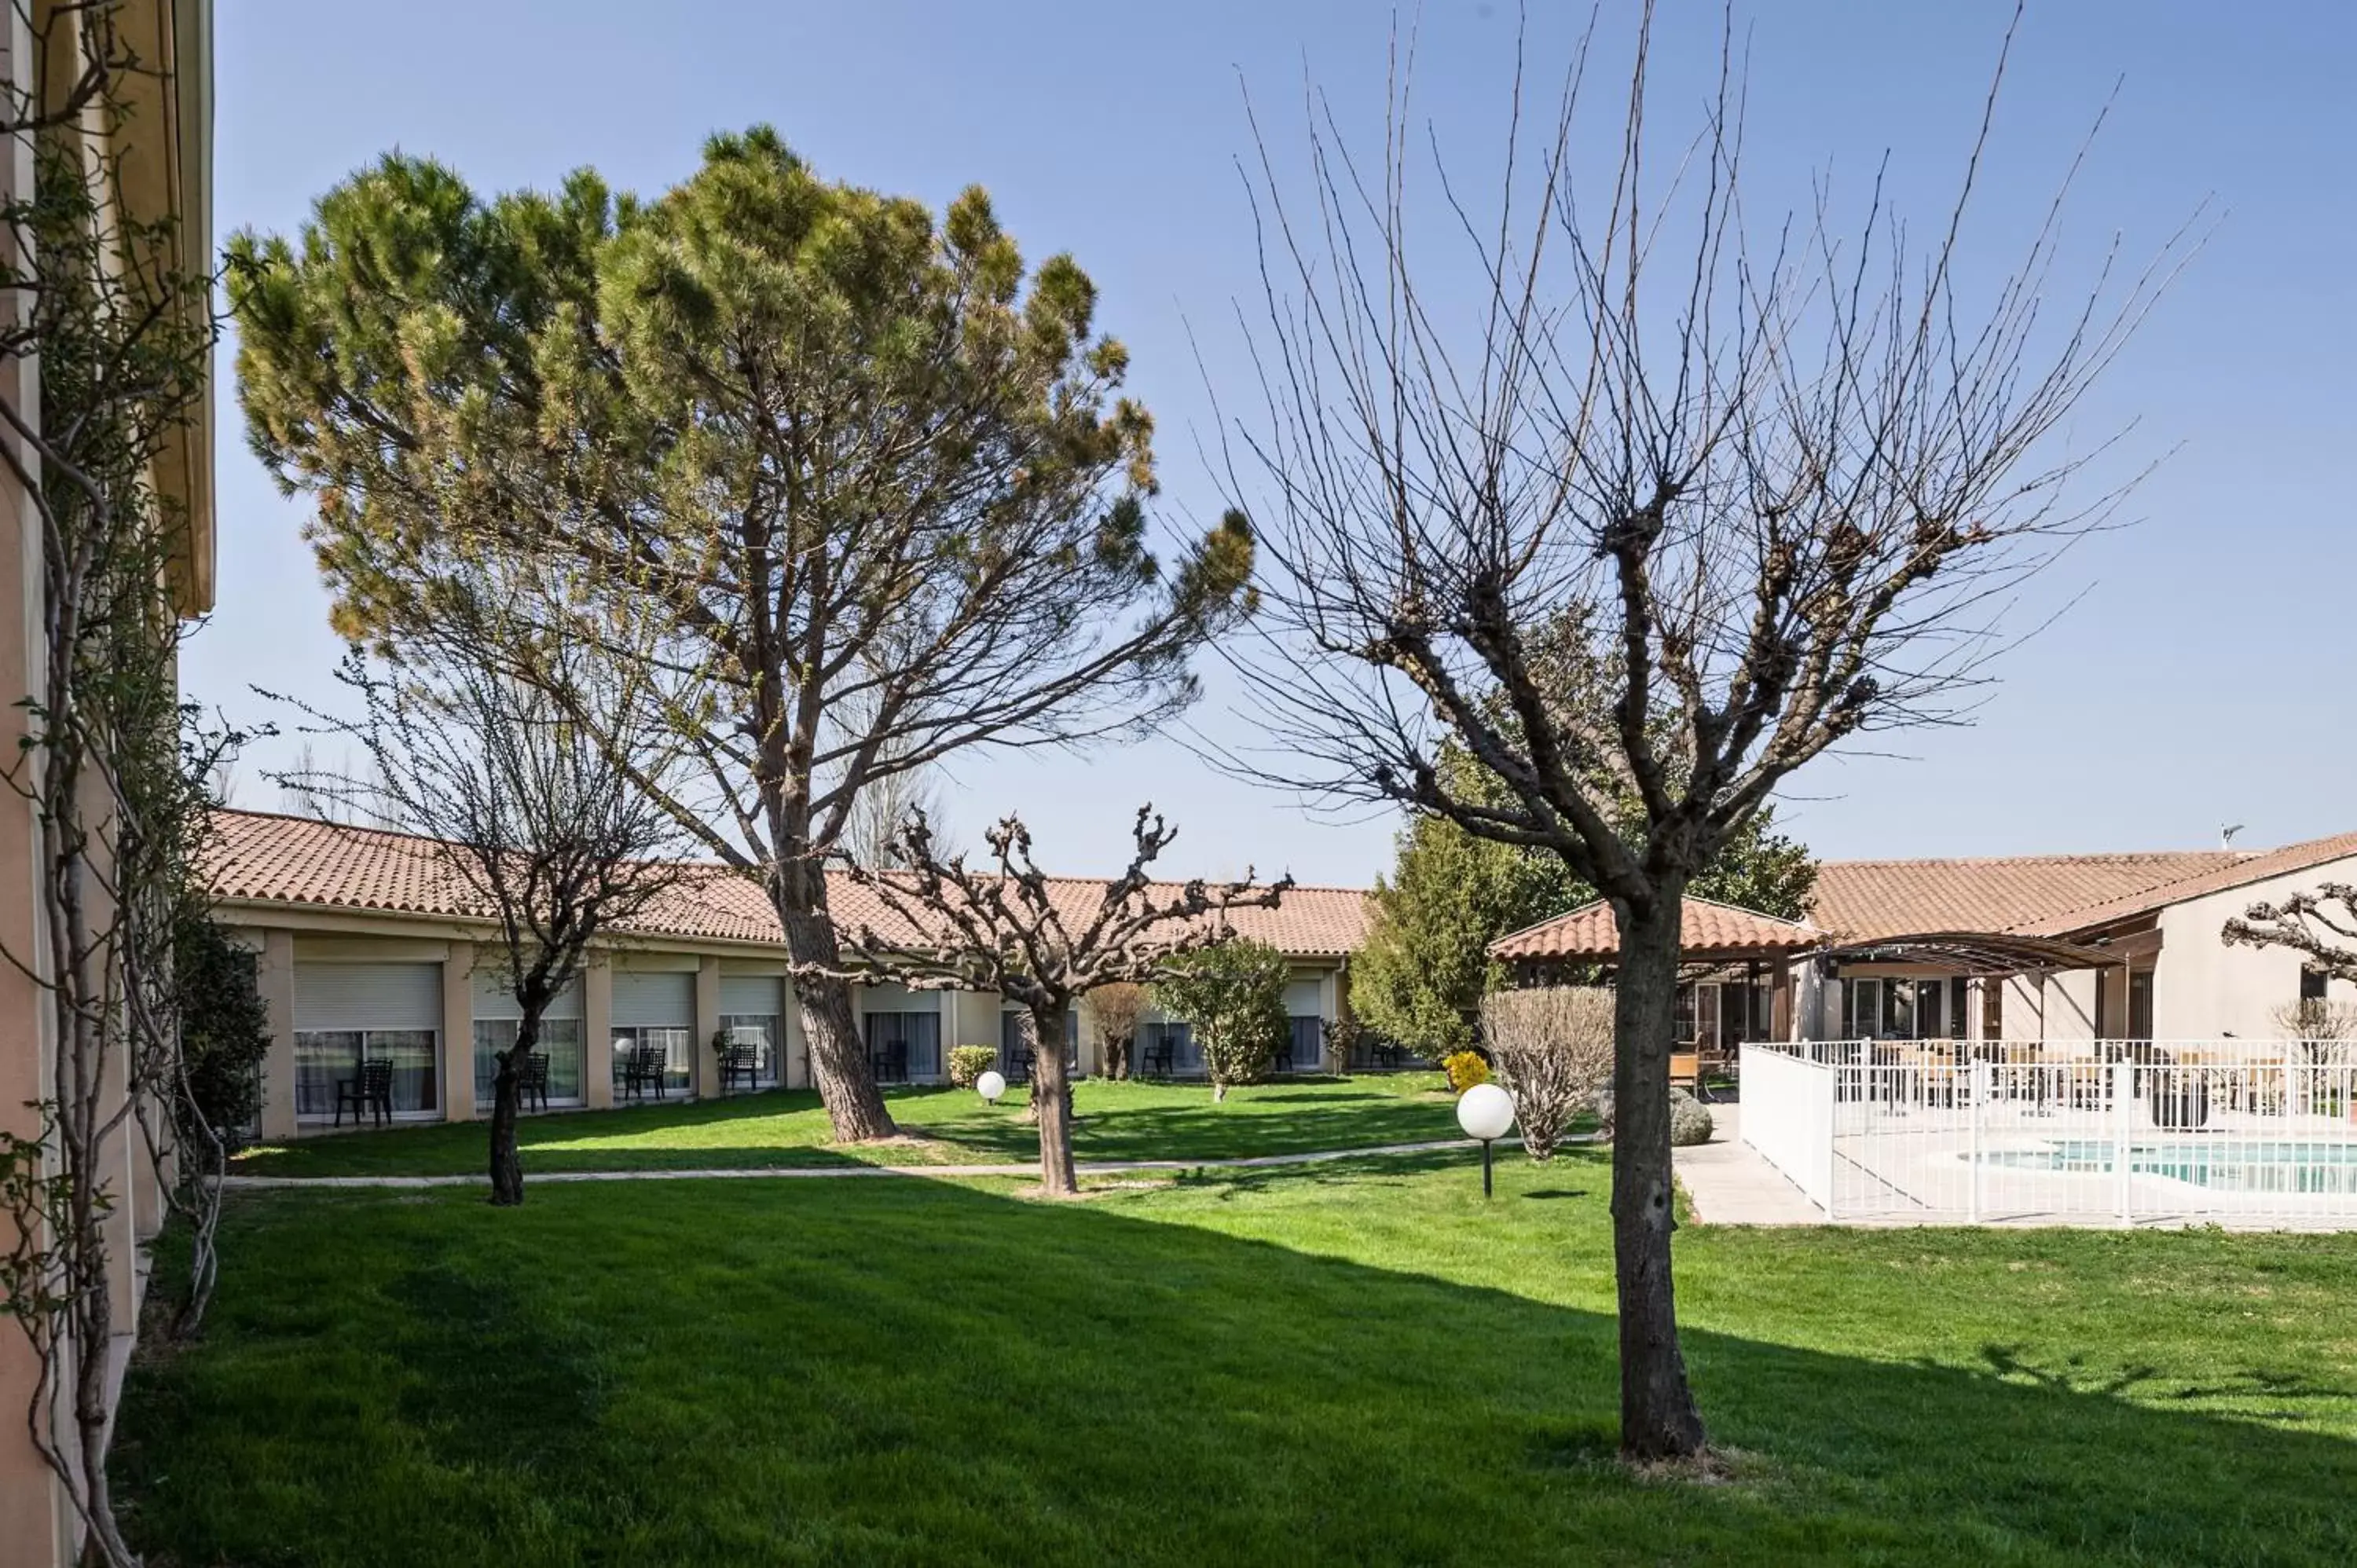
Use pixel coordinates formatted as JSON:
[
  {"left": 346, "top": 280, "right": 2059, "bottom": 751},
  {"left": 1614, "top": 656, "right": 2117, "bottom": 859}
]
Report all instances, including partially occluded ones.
[
  {"left": 228, "top": 1075, "right": 1462, "bottom": 1178},
  {"left": 119, "top": 1148, "right": 2357, "bottom": 1566}
]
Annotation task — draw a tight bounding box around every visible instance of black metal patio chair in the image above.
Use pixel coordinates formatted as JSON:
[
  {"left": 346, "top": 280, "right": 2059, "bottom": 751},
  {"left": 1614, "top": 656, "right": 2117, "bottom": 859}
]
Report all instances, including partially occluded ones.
[
  {"left": 719, "top": 1042, "right": 761, "bottom": 1094},
  {"left": 334, "top": 1060, "right": 394, "bottom": 1130},
  {"left": 516, "top": 1051, "right": 552, "bottom": 1113},
  {"left": 621, "top": 1043, "right": 669, "bottom": 1102}
]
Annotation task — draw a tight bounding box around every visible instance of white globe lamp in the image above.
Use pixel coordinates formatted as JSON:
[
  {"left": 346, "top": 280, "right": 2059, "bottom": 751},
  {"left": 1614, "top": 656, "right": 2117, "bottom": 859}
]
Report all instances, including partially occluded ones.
[
  {"left": 1456, "top": 1080, "right": 1516, "bottom": 1197},
  {"left": 977, "top": 1069, "right": 1008, "bottom": 1107}
]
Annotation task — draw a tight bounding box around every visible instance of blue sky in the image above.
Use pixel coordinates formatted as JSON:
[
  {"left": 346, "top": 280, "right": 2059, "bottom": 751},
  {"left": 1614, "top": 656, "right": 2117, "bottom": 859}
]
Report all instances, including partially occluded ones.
[{"left": 187, "top": 1, "right": 2357, "bottom": 886}]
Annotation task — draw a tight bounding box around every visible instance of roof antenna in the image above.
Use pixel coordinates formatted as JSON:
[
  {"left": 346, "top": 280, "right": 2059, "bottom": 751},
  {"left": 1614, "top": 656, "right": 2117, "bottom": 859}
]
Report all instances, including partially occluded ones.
[{"left": 2220, "top": 822, "right": 2245, "bottom": 851}]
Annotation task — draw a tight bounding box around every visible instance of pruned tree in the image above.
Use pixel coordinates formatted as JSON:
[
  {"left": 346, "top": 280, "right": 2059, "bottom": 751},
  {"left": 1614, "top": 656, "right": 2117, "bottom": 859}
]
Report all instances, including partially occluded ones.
[
  {"left": 267, "top": 566, "right": 691, "bottom": 1205},
  {"left": 1153, "top": 939, "right": 1292, "bottom": 1103},
  {"left": 1091, "top": 980, "right": 1149, "bottom": 1080},
  {"left": 229, "top": 129, "right": 1258, "bottom": 1145},
  {"left": 1215, "top": 8, "right": 2190, "bottom": 1457},
  {"left": 1483, "top": 987, "right": 1615, "bottom": 1160},
  {"left": 2227, "top": 887, "right": 2357, "bottom": 987},
  {"left": 831, "top": 807, "right": 1288, "bottom": 1195},
  {"left": 2231, "top": 891, "right": 2357, "bottom": 1068}
]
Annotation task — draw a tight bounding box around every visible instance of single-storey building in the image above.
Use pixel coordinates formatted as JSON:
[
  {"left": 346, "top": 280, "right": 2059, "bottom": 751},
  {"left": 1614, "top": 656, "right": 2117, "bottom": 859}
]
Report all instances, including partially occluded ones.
[
  {"left": 204, "top": 810, "right": 1369, "bottom": 1141},
  {"left": 1490, "top": 830, "right": 2357, "bottom": 1052}
]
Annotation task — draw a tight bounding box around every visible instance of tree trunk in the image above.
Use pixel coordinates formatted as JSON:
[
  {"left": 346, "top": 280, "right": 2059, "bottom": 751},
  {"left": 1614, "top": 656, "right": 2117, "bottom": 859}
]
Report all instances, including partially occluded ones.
[
  {"left": 779, "top": 908, "right": 897, "bottom": 1140},
  {"left": 488, "top": 1011, "right": 536, "bottom": 1207},
  {"left": 1608, "top": 892, "right": 1708, "bottom": 1460},
  {"left": 488, "top": 1061, "right": 524, "bottom": 1207},
  {"left": 1031, "top": 1002, "right": 1078, "bottom": 1196}
]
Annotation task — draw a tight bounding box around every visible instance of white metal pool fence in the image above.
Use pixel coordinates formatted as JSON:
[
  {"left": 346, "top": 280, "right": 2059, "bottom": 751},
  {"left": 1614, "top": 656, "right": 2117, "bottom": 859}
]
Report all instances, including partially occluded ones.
[{"left": 1738, "top": 1039, "right": 2357, "bottom": 1228}]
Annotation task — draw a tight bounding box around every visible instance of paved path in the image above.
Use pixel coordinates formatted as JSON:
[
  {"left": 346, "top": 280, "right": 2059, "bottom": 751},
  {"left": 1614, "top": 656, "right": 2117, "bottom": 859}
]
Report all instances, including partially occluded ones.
[
  {"left": 1673, "top": 1104, "right": 1828, "bottom": 1225},
  {"left": 218, "top": 1137, "right": 1508, "bottom": 1190}
]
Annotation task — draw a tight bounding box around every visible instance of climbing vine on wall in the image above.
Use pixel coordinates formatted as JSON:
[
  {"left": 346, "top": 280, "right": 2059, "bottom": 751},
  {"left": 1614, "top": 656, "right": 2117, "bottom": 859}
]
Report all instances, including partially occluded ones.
[{"left": 0, "top": 5, "right": 229, "bottom": 1562}]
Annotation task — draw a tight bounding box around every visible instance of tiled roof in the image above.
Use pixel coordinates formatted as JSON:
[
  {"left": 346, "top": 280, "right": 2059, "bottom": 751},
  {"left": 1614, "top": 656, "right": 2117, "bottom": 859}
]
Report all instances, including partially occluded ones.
[
  {"left": 2018, "top": 830, "right": 2357, "bottom": 936},
  {"left": 202, "top": 810, "right": 1369, "bottom": 958},
  {"left": 1809, "top": 833, "right": 2357, "bottom": 942},
  {"left": 1806, "top": 852, "right": 2234, "bottom": 941},
  {"left": 1489, "top": 898, "right": 1816, "bottom": 962}
]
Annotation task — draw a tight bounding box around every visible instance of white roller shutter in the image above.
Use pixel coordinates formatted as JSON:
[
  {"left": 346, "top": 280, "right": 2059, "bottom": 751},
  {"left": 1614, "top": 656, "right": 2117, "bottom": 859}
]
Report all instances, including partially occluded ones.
[
  {"left": 295, "top": 962, "right": 442, "bottom": 1031},
  {"left": 720, "top": 975, "right": 783, "bottom": 1017},
  {"left": 1283, "top": 979, "right": 1324, "bottom": 1017},
  {"left": 613, "top": 971, "right": 695, "bottom": 1028},
  {"left": 471, "top": 968, "right": 584, "bottom": 1020}
]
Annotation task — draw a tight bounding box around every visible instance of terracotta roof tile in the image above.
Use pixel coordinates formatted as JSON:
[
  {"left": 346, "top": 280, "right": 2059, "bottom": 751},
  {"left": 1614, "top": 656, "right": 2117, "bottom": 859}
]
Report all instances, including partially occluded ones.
[
  {"left": 1489, "top": 897, "right": 1816, "bottom": 962},
  {"left": 203, "top": 810, "right": 1369, "bottom": 958},
  {"left": 2018, "top": 830, "right": 2357, "bottom": 936},
  {"left": 1806, "top": 852, "right": 2235, "bottom": 941}
]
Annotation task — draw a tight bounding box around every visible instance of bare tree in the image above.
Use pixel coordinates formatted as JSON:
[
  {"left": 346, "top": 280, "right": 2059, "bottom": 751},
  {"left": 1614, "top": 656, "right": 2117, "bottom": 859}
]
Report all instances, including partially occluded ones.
[
  {"left": 2228, "top": 887, "right": 2357, "bottom": 987},
  {"left": 278, "top": 741, "right": 345, "bottom": 822},
  {"left": 1216, "top": 6, "right": 2190, "bottom": 1457},
  {"left": 1091, "top": 980, "right": 1149, "bottom": 1079},
  {"left": 830, "top": 808, "right": 1288, "bottom": 1195},
  {"left": 839, "top": 752, "right": 959, "bottom": 873},
  {"left": 269, "top": 569, "right": 691, "bottom": 1205},
  {"left": 1483, "top": 987, "right": 1615, "bottom": 1160},
  {"left": 2231, "top": 891, "right": 2357, "bottom": 1068}
]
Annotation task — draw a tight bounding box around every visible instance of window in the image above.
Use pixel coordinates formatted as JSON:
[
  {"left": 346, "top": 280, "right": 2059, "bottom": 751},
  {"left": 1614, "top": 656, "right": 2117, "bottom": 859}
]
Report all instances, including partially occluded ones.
[
  {"left": 610, "top": 1025, "right": 694, "bottom": 1094},
  {"left": 1143, "top": 1020, "right": 1198, "bottom": 1073},
  {"left": 1982, "top": 980, "right": 2004, "bottom": 1042},
  {"left": 1846, "top": 978, "right": 1879, "bottom": 1040},
  {"left": 2302, "top": 967, "right": 2329, "bottom": 1003},
  {"left": 1695, "top": 984, "right": 1722, "bottom": 1051},
  {"left": 1885, "top": 981, "right": 1915, "bottom": 1040},
  {"left": 718, "top": 1013, "right": 782, "bottom": 1087},
  {"left": 863, "top": 1010, "right": 940, "bottom": 1080},
  {"left": 295, "top": 1029, "right": 439, "bottom": 1119},
  {"left": 1283, "top": 1015, "right": 1323, "bottom": 1071},
  {"left": 1950, "top": 979, "right": 1969, "bottom": 1040},
  {"left": 473, "top": 1017, "right": 585, "bottom": 1107}
]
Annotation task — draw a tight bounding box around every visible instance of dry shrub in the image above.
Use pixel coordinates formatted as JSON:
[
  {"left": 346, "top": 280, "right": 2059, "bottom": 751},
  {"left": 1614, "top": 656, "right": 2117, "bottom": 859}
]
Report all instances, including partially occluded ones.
[
  {"left": 1481, "top": 987, "right": 1615, "bottom": 1160},
  {"left": 2271, "top": 998, "right": 2357, "bottom": 1067}
]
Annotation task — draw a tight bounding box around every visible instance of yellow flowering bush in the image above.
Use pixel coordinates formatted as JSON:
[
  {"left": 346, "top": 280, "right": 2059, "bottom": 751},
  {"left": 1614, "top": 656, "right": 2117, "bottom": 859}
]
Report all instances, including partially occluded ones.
[{"left": 1442, "top": 1050, "right": 1490, "bottom": 1094}]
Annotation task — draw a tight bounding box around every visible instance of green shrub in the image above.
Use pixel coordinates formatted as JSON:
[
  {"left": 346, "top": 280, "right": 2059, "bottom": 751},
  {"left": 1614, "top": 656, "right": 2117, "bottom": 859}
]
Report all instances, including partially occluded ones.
[
  {"left": 1442, "top": 1050, "right": 1490, "bottom": 1093},
  {"left": 948, "top": 1045, "right": 999, "bottom": 1090},
  {"left": 176, "top": 917, "right": 272, "bottom": 1162},
  {"left": 1153, "top": 940, "right": 1289, "bottom": 1102}
]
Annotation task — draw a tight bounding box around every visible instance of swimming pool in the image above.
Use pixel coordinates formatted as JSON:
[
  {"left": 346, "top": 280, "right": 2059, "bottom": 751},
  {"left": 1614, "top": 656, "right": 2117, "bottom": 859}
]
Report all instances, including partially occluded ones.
[{"left": 1977, "top": 1140, "right": 2357, "bottom": 1195}]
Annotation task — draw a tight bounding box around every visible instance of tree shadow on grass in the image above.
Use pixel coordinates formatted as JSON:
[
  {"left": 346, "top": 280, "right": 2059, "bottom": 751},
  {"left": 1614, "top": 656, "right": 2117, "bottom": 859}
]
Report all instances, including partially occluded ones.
[
  {"left": 115, "top": 1175, "right": 2357, "bottom": 1567},
  {"left": 227, "top": 1082, "right": 1464, "bottom": 1180}
]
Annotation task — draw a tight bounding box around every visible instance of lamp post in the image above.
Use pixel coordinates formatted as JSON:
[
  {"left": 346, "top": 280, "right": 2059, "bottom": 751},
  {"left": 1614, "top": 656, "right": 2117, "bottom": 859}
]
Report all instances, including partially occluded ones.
[
  {"left": 977, "top": 1069, "right": 1007, "bottom": 1108},
  {"left": 1456, "top": 1082, "right": 1515, "bottom": 1198}
]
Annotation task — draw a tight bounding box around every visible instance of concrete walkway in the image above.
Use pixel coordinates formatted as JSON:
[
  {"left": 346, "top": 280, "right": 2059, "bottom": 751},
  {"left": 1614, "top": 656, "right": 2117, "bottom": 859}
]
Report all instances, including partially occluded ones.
[
  {"left": 218, "top": 1137, "right": 1500, "bottom": 1190},
  {"left": 1673, "top": 1104, "right": 1828, "bottom": 1225}
]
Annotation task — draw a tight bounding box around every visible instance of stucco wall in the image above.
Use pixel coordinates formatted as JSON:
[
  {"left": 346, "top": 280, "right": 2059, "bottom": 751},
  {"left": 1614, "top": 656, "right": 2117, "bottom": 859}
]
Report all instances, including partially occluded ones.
[{"left": 2152, "top": 854, "right": 2357, "bottom": 1039}]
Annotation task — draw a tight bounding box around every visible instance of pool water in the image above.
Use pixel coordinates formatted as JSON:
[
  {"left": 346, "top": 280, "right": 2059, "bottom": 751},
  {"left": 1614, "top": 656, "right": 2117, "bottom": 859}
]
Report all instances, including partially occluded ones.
[{"left": 1978, "top": 1140, "right": 2357, "bottom": 1195}]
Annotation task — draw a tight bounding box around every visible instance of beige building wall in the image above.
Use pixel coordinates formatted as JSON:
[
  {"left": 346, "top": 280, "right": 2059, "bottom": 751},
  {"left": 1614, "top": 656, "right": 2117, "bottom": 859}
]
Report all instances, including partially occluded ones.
[
  {"left": 443, "top": 941, "right": 477, "bottom": 1123},
  {"left": 2038, "top": 970, "right": 2099, "bottom": 1042},
  {"left": 582, "top": 955, "right": 614, "bottom": 1109},
  {"left": 2152, "top": 853, "right": 2357, "bottom": 1040}
]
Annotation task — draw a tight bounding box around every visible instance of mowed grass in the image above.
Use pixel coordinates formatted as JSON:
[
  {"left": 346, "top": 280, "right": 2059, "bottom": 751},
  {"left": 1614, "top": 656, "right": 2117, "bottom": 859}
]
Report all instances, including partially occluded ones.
[
  {"left": 228, "top": 1074, "right": 1461, "bottom": 1178},
  {"left": 118, "top": 1149, "right": 2357, "bottom": 1566}
]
